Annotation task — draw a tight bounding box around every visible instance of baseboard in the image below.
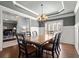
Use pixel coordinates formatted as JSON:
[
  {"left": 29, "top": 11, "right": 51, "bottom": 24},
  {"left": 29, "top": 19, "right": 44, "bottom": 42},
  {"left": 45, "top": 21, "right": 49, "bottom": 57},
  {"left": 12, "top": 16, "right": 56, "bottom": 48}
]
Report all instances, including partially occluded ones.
[
  {"left": 3, "top": 40, "right": 17, "bottom": 48},
  {"left": 75, "top": 45, "right": 79, "bottom": 55},
  {"left": 60, "top": 41, "right": 74, "bottom": 45},
  {"left": 60, "top": 42, "right": 74, "bottom": 46}
]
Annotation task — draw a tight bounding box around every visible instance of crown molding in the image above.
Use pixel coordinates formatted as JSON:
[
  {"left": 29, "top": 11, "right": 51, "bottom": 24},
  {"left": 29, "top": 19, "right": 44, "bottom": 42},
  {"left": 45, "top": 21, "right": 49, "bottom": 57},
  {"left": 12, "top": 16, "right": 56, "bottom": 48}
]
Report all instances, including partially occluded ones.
[
  {"left": 47, "top": 1, "right": 64, "bottom": 16},
  {"left": 12, "top": 1, "right": 39, "bottom": 16},
  {"left": 48, "top": 11, "right": 74, "bottom": 20},
  {"left": 0, "top": 5, "right": 37, "bottom": 20},
  {"left": 74, "top": 1, "right": 79, "bottom": 14}
]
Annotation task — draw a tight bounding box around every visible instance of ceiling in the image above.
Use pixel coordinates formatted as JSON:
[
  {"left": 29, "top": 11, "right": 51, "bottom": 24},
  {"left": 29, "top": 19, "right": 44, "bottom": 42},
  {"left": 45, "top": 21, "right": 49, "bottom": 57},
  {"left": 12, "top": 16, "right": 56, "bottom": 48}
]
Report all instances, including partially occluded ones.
[
  {"left": 17, "top": 1, "right": 62, "bottom": 15},
  {"left": 16, "top": 1, "right": 77, "bottom": 18},
  {"left": 0, "top": 1, "right": 77, "bottom": 20}
]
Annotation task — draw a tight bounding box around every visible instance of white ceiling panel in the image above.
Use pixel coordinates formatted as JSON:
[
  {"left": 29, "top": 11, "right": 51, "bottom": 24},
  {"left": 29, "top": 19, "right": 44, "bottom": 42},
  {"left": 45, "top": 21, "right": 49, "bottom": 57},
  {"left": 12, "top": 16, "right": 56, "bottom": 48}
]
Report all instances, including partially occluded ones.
[{"left": 17, "top": 1, "right": 63, "bottom": 15}]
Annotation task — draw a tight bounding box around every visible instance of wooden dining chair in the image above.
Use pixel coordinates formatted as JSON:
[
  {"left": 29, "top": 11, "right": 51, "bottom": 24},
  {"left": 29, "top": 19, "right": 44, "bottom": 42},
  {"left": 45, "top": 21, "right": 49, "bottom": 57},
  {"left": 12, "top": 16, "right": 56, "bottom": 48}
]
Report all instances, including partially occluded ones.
[
  {"left": 49, "top": 32, "right": 61, "bottom": 54},
  {"left": 16, "top": 33, "right": 37, "bottom": 58},
  {"left": 42, "top": 32, "right": 61, "bottom": 58},
  {"left": 55, "top": 33, "right": 61, "bottom": 54},
  {"left": 26, "top": 31, "right": 31, "bottom": 37}
]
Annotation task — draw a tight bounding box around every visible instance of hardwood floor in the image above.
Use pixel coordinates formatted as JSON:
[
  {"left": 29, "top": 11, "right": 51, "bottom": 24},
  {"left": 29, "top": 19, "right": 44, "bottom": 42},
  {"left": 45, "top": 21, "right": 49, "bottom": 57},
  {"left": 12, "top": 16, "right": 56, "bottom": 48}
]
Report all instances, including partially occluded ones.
[{"left": 0, "top": 43, "right": 79, "bottom": 58}]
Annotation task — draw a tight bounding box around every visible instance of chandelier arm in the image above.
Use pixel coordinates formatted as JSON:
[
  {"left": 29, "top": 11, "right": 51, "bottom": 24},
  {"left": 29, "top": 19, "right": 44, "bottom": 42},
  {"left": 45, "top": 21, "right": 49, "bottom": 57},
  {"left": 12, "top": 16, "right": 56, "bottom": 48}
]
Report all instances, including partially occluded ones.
[{"left": 37, "top": 3, "right": 48, "bottom": 21}]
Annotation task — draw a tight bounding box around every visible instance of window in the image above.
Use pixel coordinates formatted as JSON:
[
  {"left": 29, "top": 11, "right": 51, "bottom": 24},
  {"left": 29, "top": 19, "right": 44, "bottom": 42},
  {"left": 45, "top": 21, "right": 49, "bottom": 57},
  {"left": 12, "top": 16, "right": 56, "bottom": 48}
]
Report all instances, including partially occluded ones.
[{"left": 45, "top": 20, "right": 63, "bottom": 33}]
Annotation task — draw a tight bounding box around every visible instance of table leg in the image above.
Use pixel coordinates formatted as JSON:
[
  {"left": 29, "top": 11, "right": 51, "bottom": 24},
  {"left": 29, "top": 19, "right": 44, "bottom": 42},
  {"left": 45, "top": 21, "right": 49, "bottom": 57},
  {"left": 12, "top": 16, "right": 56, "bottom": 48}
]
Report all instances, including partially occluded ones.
[{"left": 37, "top": 45, "right": 43, "bottom": 58}]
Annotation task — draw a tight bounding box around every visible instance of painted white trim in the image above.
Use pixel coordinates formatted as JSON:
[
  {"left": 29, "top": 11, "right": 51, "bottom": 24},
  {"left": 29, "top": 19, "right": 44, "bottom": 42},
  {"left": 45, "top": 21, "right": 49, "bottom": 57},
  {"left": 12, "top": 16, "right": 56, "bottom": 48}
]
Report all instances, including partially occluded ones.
[
  {"left": 3, "top": 40, "right": 17, "bottom": 48},
  {"left": 0, "top": 8, "right": 3, "bottom": 51},
  {"left": 47, "top": 1, "right": 64, "bottom": 16},
  {"left": 75, "top": 23, "right": 79, "bottom": 55},
  {"left": 75, "top": 23, "right": 79, "bottom": 27},
  {"left": 12, "top": 1, "right": 39, "bottom": 16},
  {"left": 74, "top": 1, "right": 79, "bottom": 14},
  {"left": 75, "top": 46, "right": 79, "bottom": 55},
  {"left": 48, "top": 12, "right": 74, "bottom": 20},
  {"left": 13, "top": 1, "right": 65, "bottom": 17},
  {"left": 58, "top": 1, "right": 64, "bottom": 12},
  {"left": 0, "top": 5, "right": 37, "bottom": 20},
  {"left": 60, "top": 26, "right": 75, "bottom": 45}
]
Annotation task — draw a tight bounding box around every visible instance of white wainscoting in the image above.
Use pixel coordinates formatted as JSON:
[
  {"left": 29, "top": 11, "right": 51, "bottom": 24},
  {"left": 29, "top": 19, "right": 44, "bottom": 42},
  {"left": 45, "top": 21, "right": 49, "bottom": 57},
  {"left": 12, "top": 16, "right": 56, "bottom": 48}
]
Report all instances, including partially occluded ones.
[
  {"left": 39, "top": 25, "right": 75, "bottom": 45},
  {"left": 60, "top": 26, "right": 75, "bottom": 45},
  {"left": 75, "top": 23, "right": 79, "bottom": 55},
  {"left": 2, "top": 26, "right": 75, "bottom": 49},
  {"left": 3, "top": 40, "right": 17, "bottom": 48}
]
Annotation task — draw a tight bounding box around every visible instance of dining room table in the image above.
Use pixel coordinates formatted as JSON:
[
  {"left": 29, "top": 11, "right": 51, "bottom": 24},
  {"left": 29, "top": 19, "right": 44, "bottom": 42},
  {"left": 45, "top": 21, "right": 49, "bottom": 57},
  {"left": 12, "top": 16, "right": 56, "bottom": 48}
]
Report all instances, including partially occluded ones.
[{"left": 25, "top": 32, "right": 54, "bottom": 57}]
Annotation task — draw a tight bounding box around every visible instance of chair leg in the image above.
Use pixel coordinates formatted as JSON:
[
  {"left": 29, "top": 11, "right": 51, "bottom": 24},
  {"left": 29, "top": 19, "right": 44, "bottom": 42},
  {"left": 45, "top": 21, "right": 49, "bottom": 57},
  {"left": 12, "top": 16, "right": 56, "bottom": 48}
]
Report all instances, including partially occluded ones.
[
  {"left": 55, "top": 45, "right": 60, "bottom": 55},
  {"left": 57, "top": 45, "right": 61, "bottom": 55},
  {"left": 56, "top": 52, "right": 59, "bottom": 58},
  {"left": 18, "top": 53, "right": 20, "bottom": 57},
  {"left": 25, "top": 53, "right": 28, "bottom": 58},
  {"left": 54, "top": 47, "right": 60, "bottom": 58},
  {"left": 44, "top": 50, "right": 48, "bottom": 58},
  {"left": 52, "top": 51, "right": 54, "bottom": 58},
  {"left": 59, "top": 45, "right": 61, "bottom": 51},
  {"left": 55, "top": 49, "right": 58, "bottom": 58},
  {"left": 36, "top": 50, "right": 38, "bottom": 57},
  {"left": 40, "top": 47, "right": 43, "bottom": 57},
  {"left": 46, "top": 51, "right": 49, "bottom": 58},
  {"left": 57, "top": 47, "right": 60, "bottom": 54},
  {"left": 18, "top": 51, "right": 21, "bottom": 58},
  {"left": 22, "top": 53, "right": 25, "bottom": 58},
  {"left": 37, "top": 46, "right": 43, "bottom": 58}
]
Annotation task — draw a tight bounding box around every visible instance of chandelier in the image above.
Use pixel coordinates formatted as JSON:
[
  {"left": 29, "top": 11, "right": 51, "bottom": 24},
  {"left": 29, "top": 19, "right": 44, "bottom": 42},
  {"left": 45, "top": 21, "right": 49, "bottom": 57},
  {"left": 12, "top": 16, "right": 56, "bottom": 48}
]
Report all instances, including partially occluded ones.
[{"left": 37, "top": 4, "right": 48, "bottom": 21}]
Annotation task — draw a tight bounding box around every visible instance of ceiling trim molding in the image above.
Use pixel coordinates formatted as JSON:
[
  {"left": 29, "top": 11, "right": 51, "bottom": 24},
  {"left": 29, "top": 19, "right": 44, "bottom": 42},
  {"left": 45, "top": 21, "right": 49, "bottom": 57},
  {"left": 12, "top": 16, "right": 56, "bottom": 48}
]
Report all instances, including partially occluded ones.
[
  {"left": 12, "top": 1, "right": 39, "bottom": 16},
  {"left": 0, "top": 5, "right": 37, "bottom": 20},
  {"left": 48, "top": 11, "right": 74, "bottom": 17},
  {"left": 48, "top": 11, "right": 74, "bottom": 20},
  {"left": 74, "top": 1, "right": 79, "bottom": 14},
  {"left": 47, "top": 1, "right": 64, "bottom": 16}
]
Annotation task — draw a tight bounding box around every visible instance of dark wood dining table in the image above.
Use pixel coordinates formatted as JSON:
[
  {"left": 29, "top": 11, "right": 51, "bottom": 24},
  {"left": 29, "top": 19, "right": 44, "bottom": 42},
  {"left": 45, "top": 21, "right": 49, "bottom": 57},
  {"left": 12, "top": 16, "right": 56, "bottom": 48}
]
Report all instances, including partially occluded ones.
[{"left": 25, "top": 32, "right": 53, "bottom": 57}]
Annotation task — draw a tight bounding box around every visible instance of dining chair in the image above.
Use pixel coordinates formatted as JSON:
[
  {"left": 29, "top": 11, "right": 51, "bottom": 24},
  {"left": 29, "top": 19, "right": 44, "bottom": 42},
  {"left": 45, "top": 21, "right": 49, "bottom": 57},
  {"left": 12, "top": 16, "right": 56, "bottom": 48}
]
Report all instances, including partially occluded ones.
[
  {"left": 42, "top": 32, "right": 61, "bottom": 58},
  {"left": 55, "top": 33, "right": 61, "bottom": 54},
  {"left": 26, "top": 31, "right": 31, "bottom": 37},
  {"left": 16, "top": 33, "right": 37, "bottom": 58},
  {"left": 49, "top": 32, "right": 61, "bottom": 54}
]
